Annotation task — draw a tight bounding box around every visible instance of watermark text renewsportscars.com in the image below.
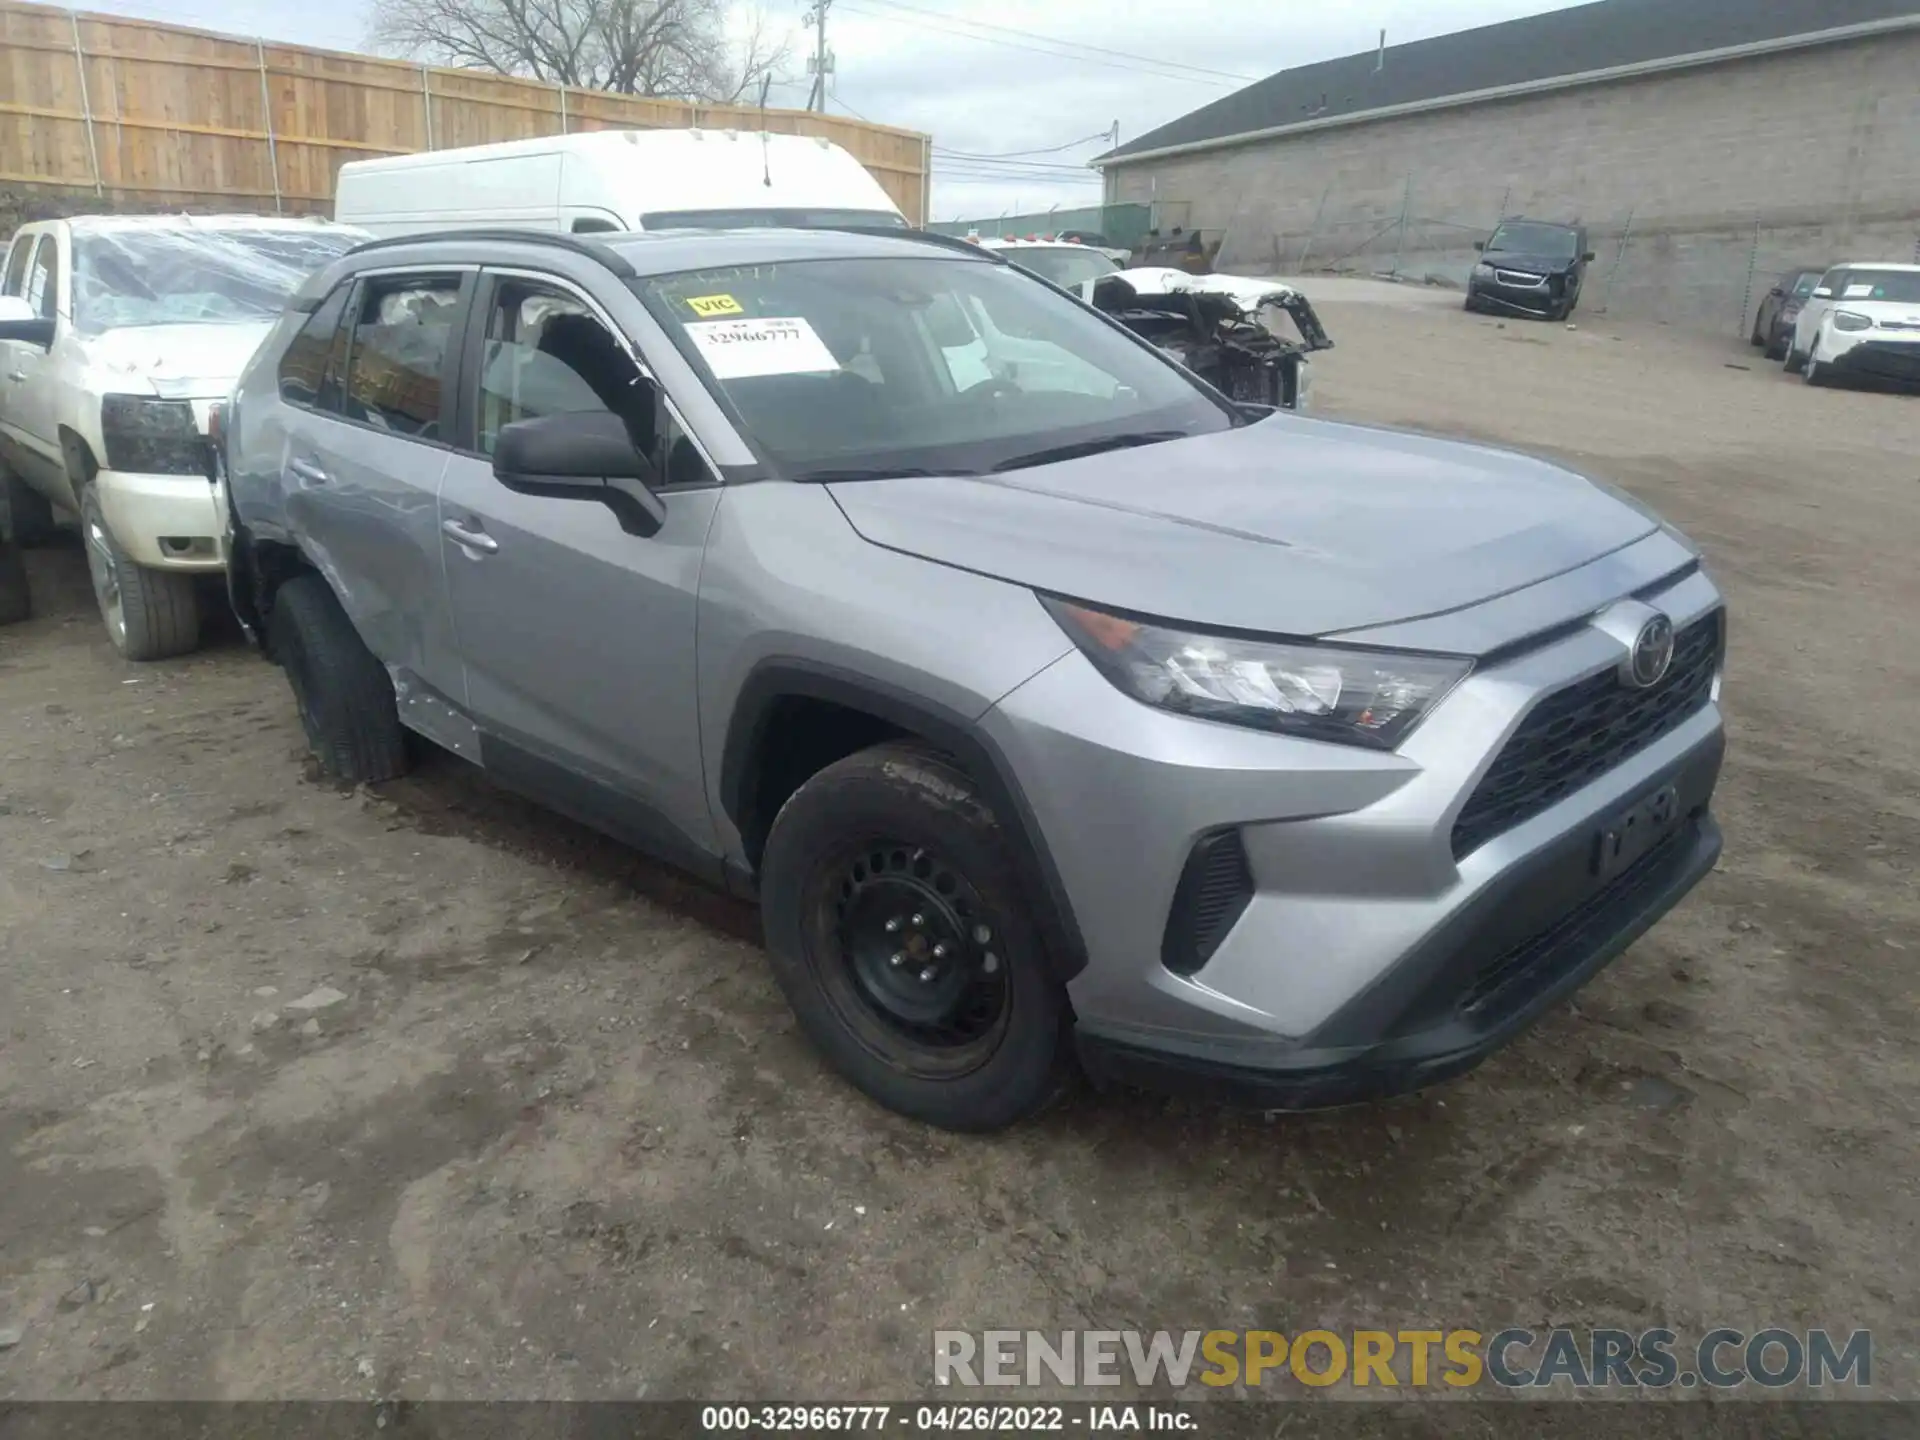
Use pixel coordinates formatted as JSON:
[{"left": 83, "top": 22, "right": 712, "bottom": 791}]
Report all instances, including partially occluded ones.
[{"left": 932, "top": 1328, "right": 1872, "bottom": 1391}]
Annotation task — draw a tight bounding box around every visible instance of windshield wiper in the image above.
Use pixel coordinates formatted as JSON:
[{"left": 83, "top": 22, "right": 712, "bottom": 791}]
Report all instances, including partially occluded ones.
[{"left": 990, "top": 431, "right": 1188, "bottom": 473}]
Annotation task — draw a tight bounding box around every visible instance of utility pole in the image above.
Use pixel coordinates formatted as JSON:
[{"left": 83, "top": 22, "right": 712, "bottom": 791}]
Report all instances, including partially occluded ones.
[{"left": 805, "top": 0, "right": 833, "bottom": 112}]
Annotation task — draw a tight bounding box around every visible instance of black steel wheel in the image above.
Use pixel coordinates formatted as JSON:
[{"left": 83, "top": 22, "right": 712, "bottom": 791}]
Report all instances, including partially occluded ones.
[{"left": 760, "top": 742, "right": 1069, "bottom": 1131}]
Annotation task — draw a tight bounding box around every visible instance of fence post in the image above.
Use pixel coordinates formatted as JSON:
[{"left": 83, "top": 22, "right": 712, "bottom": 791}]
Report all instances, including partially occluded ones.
[
  {"left": 1736, "top": 217, "right": 1761, "bottom": 338},
  {"left": 1297, "top": 182, "right": 1330, "bottom": 273},
  {"left": 421, "top": 65, "right": 435, "bottom": 149},
  {"left": 1390, "top": 172, "right": 1412, "bottom": 278},
  {"left": 68, "top": 9, "right": 103, "bottom": 196},
  {"left": 256, "top": 40, "right": 283, "bottom": 214},
  {"left": 558, "top": 84, "right": 569, "bottom": 135},
  {"left": 1599, "top": 206, "right": 1635, "bottom": 313}
]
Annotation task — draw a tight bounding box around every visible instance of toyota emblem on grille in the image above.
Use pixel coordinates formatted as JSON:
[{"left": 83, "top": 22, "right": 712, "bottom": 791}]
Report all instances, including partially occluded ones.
[{"left": 1627, "top": 614, "right": 1675, "bottom": 688}]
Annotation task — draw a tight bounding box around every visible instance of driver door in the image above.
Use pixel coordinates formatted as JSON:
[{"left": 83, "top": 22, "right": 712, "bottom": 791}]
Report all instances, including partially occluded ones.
[
  {"left": 0, "top": 233, "right": 68, "bottom": 495},
  {"left": 436, "top": 268, "right": 723, "bottom": 870}
]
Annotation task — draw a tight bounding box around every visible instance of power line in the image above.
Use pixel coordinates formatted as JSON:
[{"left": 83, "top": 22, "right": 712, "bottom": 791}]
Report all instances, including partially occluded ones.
[
  {"left": 835, "top": 1, "right": 1246, "bottom": 87},
  {"left": 933, "top": 128, "right": 1115, "bottom": 161},
  {"left": 849, "top": 0, "right": 1256, "bottom": 83}
]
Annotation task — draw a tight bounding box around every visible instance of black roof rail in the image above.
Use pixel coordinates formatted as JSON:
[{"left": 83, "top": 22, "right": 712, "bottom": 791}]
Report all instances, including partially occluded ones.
[
  {"left": 342, "top": 228, "right": 637, "bottom": 279},
  {"left": 820, "top": 224, "right": 1006, "bottom": 262}
]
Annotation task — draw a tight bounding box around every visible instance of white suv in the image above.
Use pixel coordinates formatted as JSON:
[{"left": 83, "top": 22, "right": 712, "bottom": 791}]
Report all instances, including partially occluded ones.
[
  {"left": 1783, "top": 260, "right": 1920, "bottom": 388},
  {"left": 0, "top": 215, "right": 365, "bottom": 657}
]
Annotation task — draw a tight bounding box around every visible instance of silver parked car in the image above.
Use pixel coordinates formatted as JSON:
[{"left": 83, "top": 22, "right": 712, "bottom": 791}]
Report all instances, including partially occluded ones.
[{"left": 220, "top": 227, "right": 1726, "bottom": 1131}]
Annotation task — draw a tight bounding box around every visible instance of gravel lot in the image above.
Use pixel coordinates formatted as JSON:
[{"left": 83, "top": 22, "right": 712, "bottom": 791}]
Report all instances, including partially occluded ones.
[{"left": 1, "top": 282, "right": 1915, "bottom": 1405}]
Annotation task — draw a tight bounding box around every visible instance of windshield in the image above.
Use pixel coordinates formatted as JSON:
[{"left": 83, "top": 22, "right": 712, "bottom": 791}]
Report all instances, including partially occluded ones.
[
  {"left": 73, "top": 227, "right": 362, "bottom": 333},
  {"left": 1486, "top": 223, "right": 1579, "bottom": 258},
  {"left": 1835, "top": 270, "right": 1920, "bottom": 304},
  {"left": 639, "top": 255, "right": 1232, "bottom": 481},
  {"left": 1791, "top": 271, "right": 1821, "bottom": 298},
  {"left": 1002, "top": 246, "right": 1120, "bottom": 290},
  {"left": 639, "top": 208, "right": 907, "bottom": 231}
]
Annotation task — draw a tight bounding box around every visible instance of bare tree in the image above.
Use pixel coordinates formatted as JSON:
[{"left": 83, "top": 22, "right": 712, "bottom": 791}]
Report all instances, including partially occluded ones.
[{"left": 371, "top": 0, "right": 790, "bottom": 103}]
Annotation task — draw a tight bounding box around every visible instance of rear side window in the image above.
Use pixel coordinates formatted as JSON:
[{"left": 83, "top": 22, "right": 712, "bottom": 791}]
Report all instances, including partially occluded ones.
[
  {"left": 2, "top": 234, "right": 32, "bottom": 296},
  {"left": 25, "top": 236, "right": 58, "bottom": 318},
  {"left": 342, "top": 274, "right": 463, "bottom": 440},
  {"left": 278, "top": 283, "right": 351, "bottom": 410}
]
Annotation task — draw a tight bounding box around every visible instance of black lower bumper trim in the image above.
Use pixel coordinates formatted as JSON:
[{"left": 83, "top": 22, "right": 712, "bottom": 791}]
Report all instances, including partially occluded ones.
[{"left": 1077, "top": 811, "right": 1722, "bottom": 1112}]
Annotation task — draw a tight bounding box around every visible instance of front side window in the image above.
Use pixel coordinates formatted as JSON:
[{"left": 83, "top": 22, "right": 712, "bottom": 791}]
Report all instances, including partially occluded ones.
[
  {"left": 640, "top": 254, "right": 1231, "bottom": 481},
  {"left": 2, "top": 233, "right": 32, "bottom": 297},
  {"left": 1485, "top": 223, "right": 1579, "bottom": 259},
  {"left": 71, "top": 226, "right": 362, "bottom": 334},
  {"left": 278, "top": 283, "right": 352, "bottom": 410},
  {"left": 1791, "top": 271, "right": 1820, "bottom": 298},
  {"left": 474, "top": 277, "right": 714, "bottom": 488},
  {"left": 342, "top": 274, "right": 463, "bottom": 439},
  {"left": 26, "top": 237, "right": 58, "bottom": 319}
]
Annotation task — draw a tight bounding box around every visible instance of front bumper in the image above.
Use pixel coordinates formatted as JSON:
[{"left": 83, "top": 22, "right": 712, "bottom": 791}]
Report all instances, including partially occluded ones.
[
  {"left": 95, "top": 468, "right": 224, "bottom": 571},
  {"left": 983, "top": 564, "right": 1724, "bottom": 1109},
  {"left": 1825, "top": 336, "right": 1920, "bottom": 385},
  {"left": 1468, "top": 270, "right": 1567, "bottom": 316}
]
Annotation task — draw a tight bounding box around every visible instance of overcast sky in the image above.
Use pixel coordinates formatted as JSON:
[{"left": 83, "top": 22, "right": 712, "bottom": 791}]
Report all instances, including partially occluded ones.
[{"left": 84, "top": 0, "right": 1589, "bottom": 222}]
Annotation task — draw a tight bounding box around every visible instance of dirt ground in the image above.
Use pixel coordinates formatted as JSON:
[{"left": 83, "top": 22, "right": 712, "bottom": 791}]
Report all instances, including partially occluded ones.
[{"left": 1, "top": 284, "right": 1915, "bottom": 1405}]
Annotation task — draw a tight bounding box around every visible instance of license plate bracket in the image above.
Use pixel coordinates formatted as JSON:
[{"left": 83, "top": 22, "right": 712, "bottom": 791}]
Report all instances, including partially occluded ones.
[{"left": 1592, "top": 784, "right": 1680, "bottom": 880}]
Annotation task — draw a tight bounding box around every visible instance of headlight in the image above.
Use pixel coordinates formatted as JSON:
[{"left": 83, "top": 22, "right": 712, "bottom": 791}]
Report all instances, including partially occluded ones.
[
  {"left": 1832, "top": 311, "right": 1873, "bottom": 333},
  {"left": 100, "top": 394, "right": 204, "bottom": 475},
  {"left": 1043, "top": 597, "right": 1471, "bottom": 749},
  {"left": 1473, "top": 262, "right": 1496, "bottom": 277}
]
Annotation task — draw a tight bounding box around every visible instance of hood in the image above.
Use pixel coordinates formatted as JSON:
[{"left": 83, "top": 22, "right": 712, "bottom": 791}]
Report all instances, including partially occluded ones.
[
  {"left": 1106, "top": 267, "right": 1301, "bottom": 307},
  {"left": 1482, "top": 251, "right": 1577, "bottom": 276},
  {"left": 76, "top": 321, "right": 277, "bottom": 399},
  {"left": 827, "top": 417, "right": 1657, "bottom": 642}
]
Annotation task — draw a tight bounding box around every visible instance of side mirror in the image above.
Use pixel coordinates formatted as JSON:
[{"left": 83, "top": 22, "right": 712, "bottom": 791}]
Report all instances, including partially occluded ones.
[
  {"left": 1768, "top": 285, "right": 1785, "bottom": 297},
  {"left": 0, "top": 296, "right": 54, "bottom": 348},
  {"left": 1812, "top": 286, "right": 1833, "bottom": 299},
  {"left": 1581, "top": 251, "right": 1596, "bottom": 263},
  {"left": 492, "top": 410, "right": 665, "bottom": 537},
  {"left": 1472, "top": 241, "right": 1484, "bottom": 252}
]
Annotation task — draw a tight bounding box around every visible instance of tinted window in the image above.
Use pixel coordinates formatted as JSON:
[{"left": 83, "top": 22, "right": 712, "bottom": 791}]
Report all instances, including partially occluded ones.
[
  {"left": 26, "top": 237, "right": 58, "bottom": 318},
  {"left": 71, "top": 226, "right": 363, "bottom": 334},
  {"left": 278, "top": 284, "right": 351, "bottom": 410},
  {"left": 475, "top": 279, "right": 641, "bottom": 455},
  {"left": 2, "top": 234, "right": 31, "bottom": 297},
  {"left": 571, "top": 217, "right": 621, "bottom": 234},
  {"left": 342, "top": 274, "right": 462, "bottom": 439},
  {"left": 474, "top": 277, "right": 712, "bottom": 487},
  {"left": 1790, "top": 271, "right": 1820, "bottom": 298},
  {"left": 641, "top": 255, "right": 1229, "bottom": 481}
]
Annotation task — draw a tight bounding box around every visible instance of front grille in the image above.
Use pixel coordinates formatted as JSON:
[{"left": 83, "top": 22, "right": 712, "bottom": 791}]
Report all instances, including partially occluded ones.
[
  {"left": 1495, "top": 269, "right": 1546, "bottom": 287},
  {"left": 1452, "top": 611, "right": 1722, "bottom": 860},
  {"left": 1460, "top": 827, "right": 1687, "bottom": 1014},
  {"left": 1161, "top": 831, "right": 1254, "bottom": 977}
]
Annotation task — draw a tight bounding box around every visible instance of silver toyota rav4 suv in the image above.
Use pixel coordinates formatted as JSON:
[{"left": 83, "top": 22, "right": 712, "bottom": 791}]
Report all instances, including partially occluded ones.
[{"left": 220, "top": 227, "right": 1726, "bottom": 1131}]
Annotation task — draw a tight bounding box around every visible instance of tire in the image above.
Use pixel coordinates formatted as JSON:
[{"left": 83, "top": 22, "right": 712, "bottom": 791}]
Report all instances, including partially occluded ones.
[
  {"left": 0, "top": 542, "right": 29, "bottom": 625},
  {"left": 1749, "top": 314, "right": 1766, "bottom": 347},
  {"left": 79, "top": 484, "right": 199, "bottom": 660},
  {"left": 759, "top": 741, "right": 1069, "bottom": 1132},
  {"left": 1463, "top": 291, "right": 1482, "bottom": 314},
  {"left": 267, "top": 573, "right": 410, "bottom": 784},
  {"left": 1803, "top": 348, "right": 1826, "bottom": 386},
  {"left": 1783, "top": 338, "right": 1805, "bottom": 374},
  {"left": 1763, "top": 328, "right": 1787, "bottom": 362},
  {"left": 2, "top": 467, "right": 57, "bottom": 547}
]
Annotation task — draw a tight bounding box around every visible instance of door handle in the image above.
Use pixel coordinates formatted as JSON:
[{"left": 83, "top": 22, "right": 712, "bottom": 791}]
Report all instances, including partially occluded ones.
[
  {"left": 5, "top": 371, "right": 25, "bottom": 383},
  {"left": 287, "top": 456, "right": 329, "bottom": 485},
  {"left": 441, "top": 518, "right": 499, "bottom": 554}
]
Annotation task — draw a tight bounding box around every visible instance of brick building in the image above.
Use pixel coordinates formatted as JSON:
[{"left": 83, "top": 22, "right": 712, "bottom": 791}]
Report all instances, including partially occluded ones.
[{"left": 1095, "top": 0, "right": 1920, "bottom": 332}]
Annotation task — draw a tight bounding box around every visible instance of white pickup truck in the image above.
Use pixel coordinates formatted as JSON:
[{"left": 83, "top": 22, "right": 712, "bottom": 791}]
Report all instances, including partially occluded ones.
[{"left": 0, "top": 215, "right": 364, "bottom": 658}]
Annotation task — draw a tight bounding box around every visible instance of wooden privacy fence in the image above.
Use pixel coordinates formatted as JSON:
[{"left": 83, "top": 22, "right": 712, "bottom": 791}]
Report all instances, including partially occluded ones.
[{"left": 0, "top": 0, "right": 931, "bottom": 221}]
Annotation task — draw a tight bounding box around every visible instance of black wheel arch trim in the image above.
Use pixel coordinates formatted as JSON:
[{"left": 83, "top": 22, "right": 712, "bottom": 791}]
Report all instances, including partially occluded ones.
[{"left": 720, "top": 659, "right": 1089, "bottom": 984}]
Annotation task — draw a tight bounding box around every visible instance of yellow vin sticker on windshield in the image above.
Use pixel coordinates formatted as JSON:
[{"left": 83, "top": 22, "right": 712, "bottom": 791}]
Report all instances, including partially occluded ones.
[{"left": 686, "top": 293, "right": 744, "bottom": 317}]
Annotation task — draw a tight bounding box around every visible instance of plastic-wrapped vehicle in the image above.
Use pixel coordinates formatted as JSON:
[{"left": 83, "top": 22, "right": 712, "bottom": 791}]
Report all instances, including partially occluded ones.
[{"left": 0, "top": 215, "right": 365, "bottom": 658}]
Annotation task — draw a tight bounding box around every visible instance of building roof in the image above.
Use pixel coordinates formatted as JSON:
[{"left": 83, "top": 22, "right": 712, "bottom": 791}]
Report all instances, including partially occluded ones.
[{"left": 1098, "top": 0, "right": 1920, "bottom": 166}]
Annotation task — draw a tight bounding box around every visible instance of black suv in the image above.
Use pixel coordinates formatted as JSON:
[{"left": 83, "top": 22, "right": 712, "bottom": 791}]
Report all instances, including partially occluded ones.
[{"left": 1465, "top": 220, "right": 1595, "bottom": 321}]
